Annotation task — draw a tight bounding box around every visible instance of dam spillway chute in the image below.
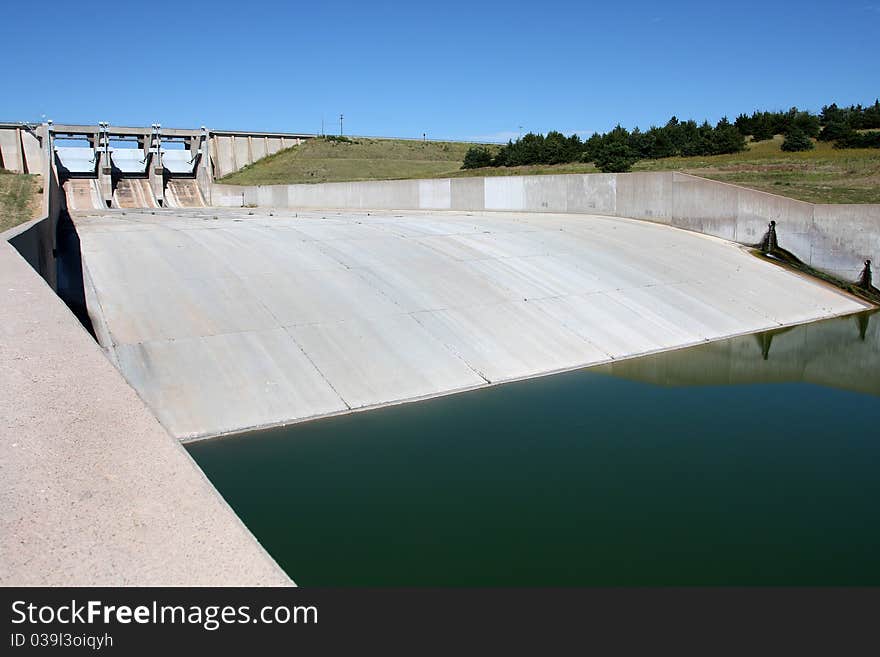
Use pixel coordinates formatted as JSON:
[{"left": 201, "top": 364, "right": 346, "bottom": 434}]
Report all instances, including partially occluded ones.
[
  {"left": 164, "top": 178, "right": 205, "bottom": 208},
  {"left": 113, "top": 178, "right": 159, "bottom": 209},
  {"left": 160, "top": 149, "right": 205, "bottom": 207},
  {"left": 62, "top": 178, "right": 104, "bottom": 211},
  {"left": 56, "top": 141, "right": 107, "bottom": 210},
  {"left": 109, "top": 147, "right": 158, "bottom": 208}
]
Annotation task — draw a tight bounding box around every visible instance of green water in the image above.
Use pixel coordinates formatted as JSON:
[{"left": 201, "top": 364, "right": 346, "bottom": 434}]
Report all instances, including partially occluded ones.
[{"left": 188, "top": 312, "right": 880, "bottom": 586}]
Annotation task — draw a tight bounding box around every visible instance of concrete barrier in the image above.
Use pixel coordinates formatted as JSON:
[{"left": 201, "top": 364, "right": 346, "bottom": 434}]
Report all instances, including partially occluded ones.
[{"left": 213, "top": 172, "right": 880, "bottom": 283}]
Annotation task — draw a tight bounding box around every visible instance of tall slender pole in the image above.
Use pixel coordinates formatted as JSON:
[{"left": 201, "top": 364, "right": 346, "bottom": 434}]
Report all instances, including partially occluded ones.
[{"left": 339, "top": 114, "right": 344, "bottom": 136}]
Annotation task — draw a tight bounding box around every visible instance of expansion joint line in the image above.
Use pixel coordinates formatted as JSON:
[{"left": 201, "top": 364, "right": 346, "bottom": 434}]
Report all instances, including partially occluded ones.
[{"left": 212, "top": 253, "right": 352, "bottom": 411}]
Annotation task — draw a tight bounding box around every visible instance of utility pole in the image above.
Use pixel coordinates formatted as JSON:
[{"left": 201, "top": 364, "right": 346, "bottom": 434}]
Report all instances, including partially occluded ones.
[{"left": 339, "top": 113, "right": 344, "bottom": 136}]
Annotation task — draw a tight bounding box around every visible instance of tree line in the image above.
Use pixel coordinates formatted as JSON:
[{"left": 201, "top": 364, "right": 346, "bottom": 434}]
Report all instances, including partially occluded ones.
[{"left": 462, "top": 99, "right": 880, "bottom": 173}]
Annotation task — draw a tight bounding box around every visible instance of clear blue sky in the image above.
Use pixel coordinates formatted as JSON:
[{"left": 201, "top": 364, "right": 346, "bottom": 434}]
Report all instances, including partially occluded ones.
[{"left": 2, "top": 0, "right": 877, "bottom": 141}]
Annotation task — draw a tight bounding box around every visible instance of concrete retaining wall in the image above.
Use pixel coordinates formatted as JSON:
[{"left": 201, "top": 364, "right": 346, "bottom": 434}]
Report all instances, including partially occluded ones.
[
  {"left": 0, "top": 124, "right": 45, "bottom": 174},
  {"left": 213, "top": 172, "right": 880, "bottom": 282},
  {"left": 210, "top": 133, "right": 310, "bottom": 179}
]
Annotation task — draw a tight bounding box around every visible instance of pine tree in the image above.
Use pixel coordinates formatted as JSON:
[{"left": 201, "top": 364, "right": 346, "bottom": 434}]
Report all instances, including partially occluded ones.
[
  {"left": 461, "top": 146, "right": 494, "bottom": 169},
  {"left": 780, "top": 127, "right": 814, "bottom": 152},
  {"left": 594, "top": 141, "right": 639, "bottom": 173}
]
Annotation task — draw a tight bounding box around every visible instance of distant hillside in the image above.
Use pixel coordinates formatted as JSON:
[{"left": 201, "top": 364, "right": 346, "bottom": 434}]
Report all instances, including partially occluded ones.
[
  {"left": 0, "top": 170, "right": 41, "bottom": 232},
  {"left": 218, "top": 136, "right": 478, "bottom": 186}
]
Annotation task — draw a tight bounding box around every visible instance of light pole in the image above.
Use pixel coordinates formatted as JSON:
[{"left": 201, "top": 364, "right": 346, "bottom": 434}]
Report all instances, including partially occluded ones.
[{"left": 339, "top": 113, "right": 344, "bottom": 136}]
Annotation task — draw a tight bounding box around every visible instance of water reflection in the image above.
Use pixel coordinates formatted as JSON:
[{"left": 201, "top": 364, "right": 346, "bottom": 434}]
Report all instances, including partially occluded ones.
[{"left": 595, "top": 311, "right": 879, "bottom": 396}]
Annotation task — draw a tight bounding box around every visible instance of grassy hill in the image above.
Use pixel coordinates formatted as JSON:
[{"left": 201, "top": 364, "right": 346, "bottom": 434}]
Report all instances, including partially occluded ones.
[
  {"left": 0, "top": 170, "right": 42, "bottom": 232},
  {"left": 219, "top": 137, "right": 477, "bottom": 186},
  {"left": 218, "top": 135, "right": 880, "bottom": 204}
]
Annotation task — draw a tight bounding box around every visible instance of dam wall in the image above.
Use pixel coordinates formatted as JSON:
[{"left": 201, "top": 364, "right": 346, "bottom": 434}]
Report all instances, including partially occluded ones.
[{"left": 214, "top": 172, "right": 880, "bottom": 282}]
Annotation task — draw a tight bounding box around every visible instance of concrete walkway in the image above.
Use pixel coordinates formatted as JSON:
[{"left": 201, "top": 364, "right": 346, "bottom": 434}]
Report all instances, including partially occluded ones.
[
  {"left": 73, "top": 208, "right": 870, "bottom": 441},
  {"left": 0, "top": 226, "right": 292, "bottom": 585}
]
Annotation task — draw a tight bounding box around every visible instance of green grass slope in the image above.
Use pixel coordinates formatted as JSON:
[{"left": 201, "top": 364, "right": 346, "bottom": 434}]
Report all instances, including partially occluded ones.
[
  {"left": 219, "top": 137, "right": 477, "bottom": 186},
  {"left": 0, "top": 170, "right": 41, "bottom": 232},
  {"left": 218, "top": 135, "right": 880, "bottom": 204}
]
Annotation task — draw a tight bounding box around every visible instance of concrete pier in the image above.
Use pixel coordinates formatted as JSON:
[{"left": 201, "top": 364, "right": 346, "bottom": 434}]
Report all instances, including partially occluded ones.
[{"left": 73, "top": 207, "right": 869, "bottom": 441}]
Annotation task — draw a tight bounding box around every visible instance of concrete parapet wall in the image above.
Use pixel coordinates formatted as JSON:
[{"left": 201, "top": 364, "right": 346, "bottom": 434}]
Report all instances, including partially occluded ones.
[{"left": 214, "top": 172, "right": 880, "bottom": 282}]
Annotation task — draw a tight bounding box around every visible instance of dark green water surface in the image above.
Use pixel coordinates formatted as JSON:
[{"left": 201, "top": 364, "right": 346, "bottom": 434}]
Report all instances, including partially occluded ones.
[{"left": 188, "top": 312, "right": 880, "bottom": 585}]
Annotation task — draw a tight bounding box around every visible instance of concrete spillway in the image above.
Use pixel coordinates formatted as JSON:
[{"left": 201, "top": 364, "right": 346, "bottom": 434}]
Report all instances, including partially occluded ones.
[
  {"left": 63, "top": 177, "right": 206, "bottom": 210},
  {"left": 73, "top": 207, "right": 869, "bottom": 441}
]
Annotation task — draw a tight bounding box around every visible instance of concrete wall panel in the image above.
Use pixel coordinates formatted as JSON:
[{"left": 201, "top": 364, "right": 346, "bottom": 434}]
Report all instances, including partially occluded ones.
[
  {"left": 267, "top": 137, "right": 283, "bottom": 156},
  {"left": 256, "top": 185, "right": 288, "bottom": 207},
  {"left": 340, "top": 182, "right": 361, "bottom": 208},
  {"left": 616, "top": 172, "right": 673, "bottom": 222},
  {"left": 232, "top": 137, "right": 250, "bottom": 172},
  {"left": 565, "top": 173, "right": 617, "bottom": 214},
  {"left": 288, "top": 182, "right": 329, "bottom": 207},
  {"left": 671, "top": 173, "right": 738, "bottom": 241},
  {"left": 213, "top": 136, "right": 235, "bottom": 179},
  {"left": 211, "top": 183, "right": 245, "bottom": 207},
  {"left": 359, "top": 180, "right": 419, "bottom": 209},
  {"left": 735, "top": 186, "right": 814, "bottom": 259},
  {"left": 418, "top": 179, "right": 451, "bottom": 210},
  {"left": 485, "top": 176, "right": 525, "bottom": 210},
  {"left": 450, "top": 177, "right": 484, "bottom": 211},
  {"left": 242, "top": 186, "right": 260, "bottom": 206},
  {"left": 249, "top": 137, "right": 266, "bottom": 162},
  {"left": 812, "top": 204, "right": 880, "bottom": 280},
  {"left": 0, "top": 128, "right": 23, "bottom": 172},
  {"left": 21, "top": 131, "right": 44, "bottom": 174},
  {"left": 524, "top": 175, "right": 568, "bottom": 212}
]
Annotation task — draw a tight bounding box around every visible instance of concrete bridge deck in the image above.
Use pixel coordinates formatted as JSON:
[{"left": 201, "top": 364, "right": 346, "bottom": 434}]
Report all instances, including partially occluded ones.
[{"left": 73, "top": 207, "right": 870, "bottom": 441}]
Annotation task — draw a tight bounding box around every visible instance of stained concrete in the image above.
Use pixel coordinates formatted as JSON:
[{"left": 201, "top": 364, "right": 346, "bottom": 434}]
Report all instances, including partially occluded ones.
[
  {"left": 0, "top": 227, "right": 292, "bottom": 586},
  {"left": 73, "top": 207, "right": 869, "bottom": 441}
]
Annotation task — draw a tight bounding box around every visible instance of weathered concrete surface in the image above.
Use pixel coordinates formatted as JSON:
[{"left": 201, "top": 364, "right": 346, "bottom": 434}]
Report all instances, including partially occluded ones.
[
  {"left": 213, "top": 172, "right": 880, "bottom": 282},
  {"left": 63, "top": 178, "right": 104, "bottom": 211},
  {"left": 113, "top": 178, "right": 158, "bottom": 209},
  {"left": 0, "top": 223, "right": 293, "bottom": 586},
  {"left": 74, "top": 207, "right": 869, "bottom": 441},
  {"left": 165, "top": 178, "right": 206, "bottom": 208}
]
